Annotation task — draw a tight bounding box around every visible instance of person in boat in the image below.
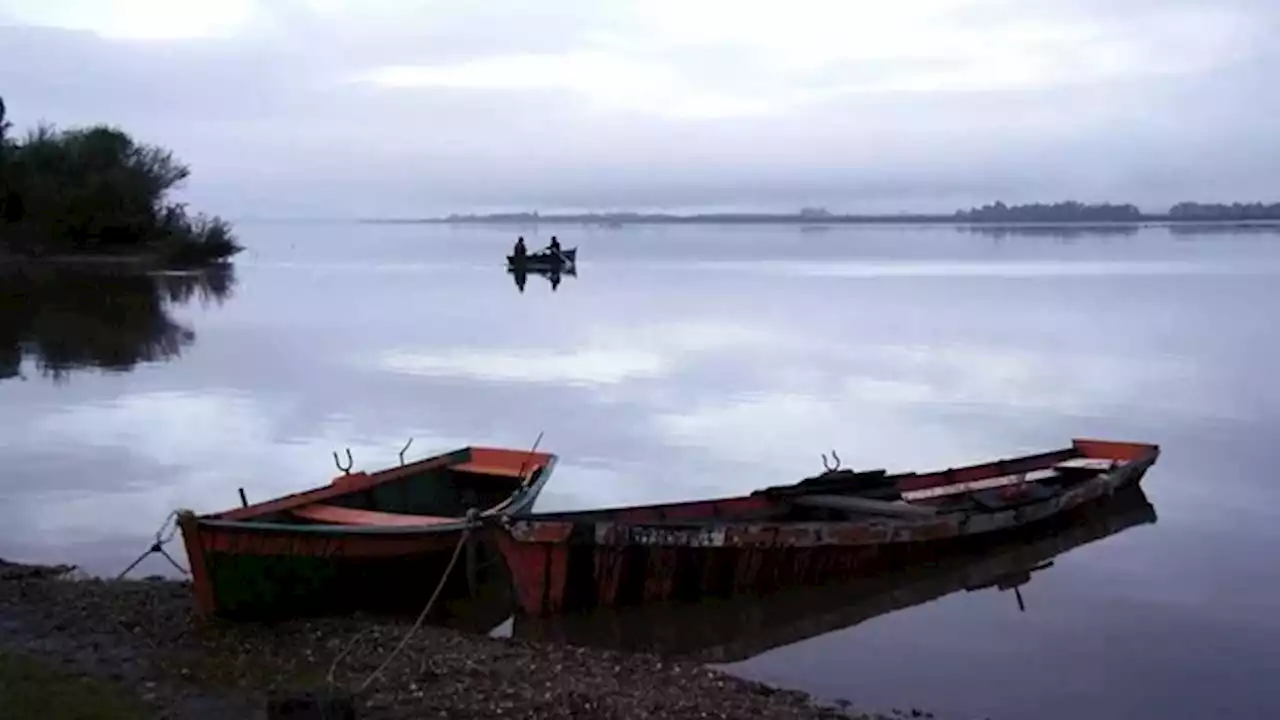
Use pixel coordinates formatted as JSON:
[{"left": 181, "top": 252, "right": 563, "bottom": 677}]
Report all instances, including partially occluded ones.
[
  {"left": 546, "top": 236, "right": 562, "bottom": 257},
  {"left": 513, "top": 236, "right": 527, "bottom": 262}
]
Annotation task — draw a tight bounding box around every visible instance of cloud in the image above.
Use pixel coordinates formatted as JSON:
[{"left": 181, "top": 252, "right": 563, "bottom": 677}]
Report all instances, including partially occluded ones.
[
  {"left": 0, "top": 389, "right": 482, "bottom": 536},
  {"left": 376, "top": 321, "right": 772, "bottom": 386},
  {"left": 1, "top": 0, "right": 1277, "bottom": 214}
]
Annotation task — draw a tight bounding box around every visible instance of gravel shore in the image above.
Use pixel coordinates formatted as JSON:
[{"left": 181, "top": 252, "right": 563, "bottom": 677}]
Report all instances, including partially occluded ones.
[{"left": 0, "top": 558, "right": 889, "bottom": 719}]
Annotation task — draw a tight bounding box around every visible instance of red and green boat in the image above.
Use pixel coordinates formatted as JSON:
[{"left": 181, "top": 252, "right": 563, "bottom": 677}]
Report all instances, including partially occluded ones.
[
  {"left": 177, "top": 445, "right": 557, "bottom": 619},
  {"left": 489, "top": 438, "right": 1159, "bottom": 616}
]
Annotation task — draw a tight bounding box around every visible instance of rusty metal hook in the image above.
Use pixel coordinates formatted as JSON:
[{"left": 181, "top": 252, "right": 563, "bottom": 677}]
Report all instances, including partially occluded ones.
[
  {"left": 333, "top": 448, "right": 353, "bottom": 475},
  {"left": 821, "top": 450, "right": 841, "bottom": 472},
  {"left": 399, "top": 437, "right": 413, "bottom": 466}
]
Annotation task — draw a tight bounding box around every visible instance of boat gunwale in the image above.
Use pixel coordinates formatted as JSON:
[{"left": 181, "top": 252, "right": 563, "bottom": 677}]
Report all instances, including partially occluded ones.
[
  {"left": 502, "top": 440, "right": 1158, "bottom": 524},
  {"left": 498, "top": 444, "right": 1159, "bottom": 544},
  {"left": 189, "top": 452, "right": 560, "bottom": 534}
]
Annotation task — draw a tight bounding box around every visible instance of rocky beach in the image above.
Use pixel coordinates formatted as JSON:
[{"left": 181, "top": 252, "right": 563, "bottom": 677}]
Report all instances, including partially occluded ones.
[{"left": 0, "top": 558, "right": 899, "bottom": 719}]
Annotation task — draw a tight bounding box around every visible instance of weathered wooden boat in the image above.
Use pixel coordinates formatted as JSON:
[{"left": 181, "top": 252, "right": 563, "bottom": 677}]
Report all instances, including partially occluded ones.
[
  {"left": 511, "top": 483, "right": 1157, "bottom": 660},
  {"left": 507, "top": 247, "right": 577, "bottom": 271},
  {"left": 177, "top": 444, "right": 558, "bottom": 619},
  {"left": 490, "top": 437, "right": 1159, "bottom": 616}
]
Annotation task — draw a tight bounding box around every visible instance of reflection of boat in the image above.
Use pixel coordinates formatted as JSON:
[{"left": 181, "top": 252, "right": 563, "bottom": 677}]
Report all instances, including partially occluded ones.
[
  {"left": 511, "top": 484, "right": 1157, "bottom": 662},
  {"left": 507, "top": 247, "right": 577, "bottom": 271},
  {"left": 507, "top": 261, "right": 577, "bottom": 293},
  {"left": 177, "top": 445, "right": 558, "bottom": 620},
  {"left": 491, "top": 438, "right": 1159, "bottom": 615}
]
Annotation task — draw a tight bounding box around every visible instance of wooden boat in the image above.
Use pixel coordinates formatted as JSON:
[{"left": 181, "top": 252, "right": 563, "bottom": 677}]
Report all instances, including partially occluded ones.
[
  {"left": 507, "top": 247, "right": 577, "bottom": 270},
  {"left": 490, "top": 438, "right": 1159, "bottom": 616},
  {"left": 177, "top": 444, "right": 558, "bottom": 619},
  {"left": 511, "top": 483, "right": 1157, "bottom": 661}
]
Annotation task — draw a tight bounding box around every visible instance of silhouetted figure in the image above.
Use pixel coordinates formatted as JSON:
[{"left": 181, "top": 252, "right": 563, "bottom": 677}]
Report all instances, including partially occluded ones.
[
  {"left": 513, "top": 236, "right": 527, "bottom": 261},
  {"left": 546, "top": 236, "right": 562, "bottom": 256}
]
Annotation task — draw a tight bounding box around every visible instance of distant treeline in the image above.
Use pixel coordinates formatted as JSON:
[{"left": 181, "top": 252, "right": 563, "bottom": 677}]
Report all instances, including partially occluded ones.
[
  {"left": 953, "top": 201, "right": 1142, "bottom": 222},
  {"left": 1166, "top": 202, "right": 1280, "bottom": 221},
  {"left": 420, "top": 201, "right": 1280, "bottom": 226},
  {"left": 955, "top": 200, "right": 1280, "bottom": 222},
  {"left": 0, "top": 96, "right": 241, "bottom": 267}
]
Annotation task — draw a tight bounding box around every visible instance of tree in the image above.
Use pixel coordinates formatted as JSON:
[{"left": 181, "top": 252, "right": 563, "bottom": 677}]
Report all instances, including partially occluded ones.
[{"left": 0, "top": 97, "right": 240, "bottom": 265}]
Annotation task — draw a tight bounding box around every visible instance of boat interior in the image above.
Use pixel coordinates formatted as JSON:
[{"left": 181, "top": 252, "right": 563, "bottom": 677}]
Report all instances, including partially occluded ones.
[
  {"left": 512, "top": 439, "right": 1157, "bottom": 526},
  {"left": 209, "top": 446, "right": 556, "bottom": 528}
]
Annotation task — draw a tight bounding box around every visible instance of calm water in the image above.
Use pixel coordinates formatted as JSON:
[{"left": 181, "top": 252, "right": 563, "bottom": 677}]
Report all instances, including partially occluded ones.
[{"left": 3, "top": 222, "right": 1279, "bottom": 719}]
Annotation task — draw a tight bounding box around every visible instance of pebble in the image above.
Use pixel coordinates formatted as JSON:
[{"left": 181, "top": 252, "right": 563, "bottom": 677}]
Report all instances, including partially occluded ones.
[{"left": 1, "top": 558, "right": 891, "bottom": 719}]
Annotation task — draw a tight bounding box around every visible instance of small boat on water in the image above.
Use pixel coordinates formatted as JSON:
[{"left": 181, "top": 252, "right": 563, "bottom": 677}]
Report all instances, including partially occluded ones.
[
  {"left": 507, "top": 247, "right": 577, "bottom": 271},
  {"left": 177, "top": 444, "right": 558, "bottom": 619},
  {"left": 490, "top": 438, "right": 1159, "bottom": 616}
]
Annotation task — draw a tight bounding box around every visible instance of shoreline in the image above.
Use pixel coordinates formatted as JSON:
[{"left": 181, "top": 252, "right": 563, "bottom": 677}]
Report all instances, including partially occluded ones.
[
  {"left": 359, "top": 216, "right": 1280, "bottom": 228},
  {"left": 0, "top": 558, "right": 891, "bottom": 719},
  {"left": 0, "top": 254, "right": 232, "bottom": 272}
]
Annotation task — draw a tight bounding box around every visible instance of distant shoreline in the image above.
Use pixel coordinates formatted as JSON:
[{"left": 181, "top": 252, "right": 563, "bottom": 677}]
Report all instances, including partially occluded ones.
[
  {"left": 359, "top": 215, "right": 1280, "bottom": 227},
  {"left": 0, "top": 253, "right": 232, "bottom": 271}
]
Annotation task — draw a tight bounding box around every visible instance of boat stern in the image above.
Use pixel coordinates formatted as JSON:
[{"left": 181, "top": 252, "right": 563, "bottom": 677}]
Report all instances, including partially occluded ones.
[
  {"left": 175, "top": 509, "right": 219, "bottom": 617},
  {"left": 1072, "top": 438, "right": 1160, "bottom": 465},
  {"left": 458, "top": 446, "right": 559, "bottom": 516}
]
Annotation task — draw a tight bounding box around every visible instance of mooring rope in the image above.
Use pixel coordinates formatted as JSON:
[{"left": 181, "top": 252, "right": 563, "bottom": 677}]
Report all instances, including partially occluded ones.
[
  {"left": 339, "top": 508, "right": 481, "bottom": 693},
  {"left": 117, "top": 510, "right": 190, "bottom": 580}
]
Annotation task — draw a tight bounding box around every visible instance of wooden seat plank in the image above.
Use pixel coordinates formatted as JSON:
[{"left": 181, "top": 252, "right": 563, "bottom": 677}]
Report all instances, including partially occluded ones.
[
  {"left": 1054, "top": 457, "right": 1119, "bottom": 472},
  {"left": 451, "top": 461, "right": 531, "bottom": 478},
  {"left": 290, "top": 504, "right": 458, "bottom": 527}
]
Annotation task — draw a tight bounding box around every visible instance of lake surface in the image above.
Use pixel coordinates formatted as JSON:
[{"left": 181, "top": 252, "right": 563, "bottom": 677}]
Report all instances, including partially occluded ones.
[{"left": 3, "top": 222, "right": 1279, "bottom": 719}]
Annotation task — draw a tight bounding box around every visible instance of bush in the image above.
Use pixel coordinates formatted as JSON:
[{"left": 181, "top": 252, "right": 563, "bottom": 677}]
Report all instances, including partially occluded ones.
[{"left": 0, "top": 96, "right": 242, "bottom": 266}]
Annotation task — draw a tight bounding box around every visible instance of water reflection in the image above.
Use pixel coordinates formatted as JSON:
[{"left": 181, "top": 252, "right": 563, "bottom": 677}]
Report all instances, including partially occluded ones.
[
  {"left": 510, "top": 485, "right": 1157, "bottom": 663},
  {"left": 508, "top": 263, "right": 578, "bottom": 293},
  {"left": 1167, "top": 222, "right": 1280, "bottom": 238},
  {"left": 2, "top": 221, "right": 1278, "bottom": 718},
  {"left": 959, "top": 224, "right": 1140, "bottom": 242},
  {"left": 0, "top": 265, "right": 235, "bottom": 383}
]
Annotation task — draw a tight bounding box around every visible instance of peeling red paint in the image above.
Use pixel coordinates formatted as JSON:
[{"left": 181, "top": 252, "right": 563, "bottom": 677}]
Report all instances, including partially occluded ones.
[
  {"left": 508, "top": 521, "right": 574, "bottom": 543},
  {"left": 488, "top": 442, "right": 1159, "bottom": 616}
]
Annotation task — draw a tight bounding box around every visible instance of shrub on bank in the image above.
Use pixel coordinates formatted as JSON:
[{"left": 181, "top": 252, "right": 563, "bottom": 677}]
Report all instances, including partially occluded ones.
[{"left": 0, "top": 96, "right": 241, "bottom": 266}]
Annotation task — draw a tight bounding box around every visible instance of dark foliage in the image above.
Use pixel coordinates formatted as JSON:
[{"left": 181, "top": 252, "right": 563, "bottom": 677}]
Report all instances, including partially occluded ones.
[
  {"left": 953, "top": 200, "right": 1143, "bottom": 223},
  {"left": 0, "top": 95, "right": 241, "bottom": 266},
  {"left": 1167, "top": 201, "right": 1280, "bottom": 220}
]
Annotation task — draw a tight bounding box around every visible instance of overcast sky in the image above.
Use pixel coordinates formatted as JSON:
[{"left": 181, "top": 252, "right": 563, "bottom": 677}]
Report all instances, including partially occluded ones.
[{"left": 1, "top": 0, "right": 1277, "bottom": 217}]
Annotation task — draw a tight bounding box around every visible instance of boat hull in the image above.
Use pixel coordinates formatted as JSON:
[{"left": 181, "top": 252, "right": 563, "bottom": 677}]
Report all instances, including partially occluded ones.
[
  {"left": 178, "top": 446, "right": 558, "bottom": 619},
  {"left": 180, "top": 517, "right": 513, "bottom": 620},
  {"left": 510, "top": 483, "right": 1158, "bottom": 660},
  {"left": 492, "top": 440, "right": 1158, "bottom": 616},
  {"left": 507, "top": 247, "right": 577, "bottom": 270}
]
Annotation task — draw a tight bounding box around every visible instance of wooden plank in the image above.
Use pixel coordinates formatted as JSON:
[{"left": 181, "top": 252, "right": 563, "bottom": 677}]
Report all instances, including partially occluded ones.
[
  {"left": 1054, "top": 457, "right": 1118, "bottom": 472},
  {"left": 791, "top": 494, "right": 939, "bottom": 518},
  {"left": 451, "top": 461, "right": 530, "bottom": 478},
  {"left": 290, "top": 504, "right": 457, "bottom": 527},
  {"left": 902, "top": 468, "right": 1060, "bottom": 502}
]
